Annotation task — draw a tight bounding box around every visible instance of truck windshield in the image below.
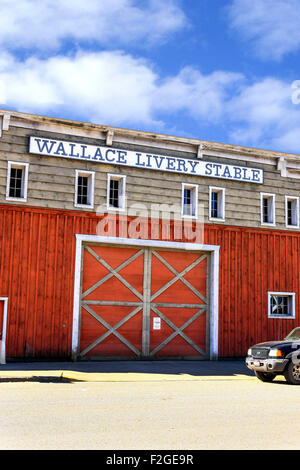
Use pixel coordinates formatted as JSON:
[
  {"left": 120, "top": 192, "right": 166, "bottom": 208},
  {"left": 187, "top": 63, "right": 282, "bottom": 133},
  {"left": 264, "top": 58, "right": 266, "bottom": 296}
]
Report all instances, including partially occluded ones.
[{"left": 284, "top": 327, "right": 300, "bottom": 341}]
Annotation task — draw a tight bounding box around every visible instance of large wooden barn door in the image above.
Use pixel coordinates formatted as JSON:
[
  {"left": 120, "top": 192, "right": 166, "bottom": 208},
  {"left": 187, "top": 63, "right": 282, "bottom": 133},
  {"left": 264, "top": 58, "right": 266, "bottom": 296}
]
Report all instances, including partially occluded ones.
[{"left": 78, "top": 244, "right": 210, "bottom": 360}]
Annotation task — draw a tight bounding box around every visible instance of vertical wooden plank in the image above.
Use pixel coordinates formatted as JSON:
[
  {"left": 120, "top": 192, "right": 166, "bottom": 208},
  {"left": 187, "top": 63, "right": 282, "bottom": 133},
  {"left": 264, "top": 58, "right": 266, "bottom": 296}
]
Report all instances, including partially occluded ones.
[{"left": 142, "top": 248, "right": 151, "bottom": 356}]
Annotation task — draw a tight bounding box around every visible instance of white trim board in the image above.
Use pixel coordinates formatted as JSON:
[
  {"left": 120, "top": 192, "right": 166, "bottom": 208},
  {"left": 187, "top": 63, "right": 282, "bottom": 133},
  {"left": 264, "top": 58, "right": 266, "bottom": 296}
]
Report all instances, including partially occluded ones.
[
  {"left": 5, "top": 109, "right": 300, "bottom": 171},
  {"left": 71, "top": 235, "right": 219, "bottom": 361},
  {"left": 0, "top": 297, "right": 8, "bottom": 364}
]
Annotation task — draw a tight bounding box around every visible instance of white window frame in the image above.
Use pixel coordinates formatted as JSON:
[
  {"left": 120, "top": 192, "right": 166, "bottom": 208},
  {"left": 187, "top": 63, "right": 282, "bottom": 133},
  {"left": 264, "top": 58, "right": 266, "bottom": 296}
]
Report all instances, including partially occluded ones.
[
  {"left": 285, "top": 196, "right": 299, "bottom": 228},
  {"left": 74, "top": 170, "right": 95, "bottom": 209},
  {"left": 181, "top": 183, "right": 198, "bottom": 219},
  {"left": 268, "top": 292, "right": 296, "bottom": 319},
  {"left": 260, "top": 192, "right": 275, "bottom": 226},
  {"left": 107, "top": 174, "right": 126, "bottom": 211},
  {"left": 6, "top": 161, "right": 29, "bottom": 202},
  {"left": 209, "top": 186, "right": 225, "bottom": 222}
]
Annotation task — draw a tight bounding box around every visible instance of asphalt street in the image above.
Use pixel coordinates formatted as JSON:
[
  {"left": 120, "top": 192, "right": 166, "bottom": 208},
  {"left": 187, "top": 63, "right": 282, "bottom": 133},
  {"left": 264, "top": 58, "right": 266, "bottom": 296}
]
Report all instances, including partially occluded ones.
[{"left": 0, "top": 360, "right": 299, "bottom": 450}]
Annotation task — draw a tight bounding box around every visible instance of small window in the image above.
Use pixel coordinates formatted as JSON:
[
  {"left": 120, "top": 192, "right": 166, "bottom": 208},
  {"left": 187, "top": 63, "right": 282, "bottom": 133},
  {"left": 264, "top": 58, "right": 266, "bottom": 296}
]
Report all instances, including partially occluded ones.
[
  {"left": 182, "top": 184, "right": 198, "bottom": 218},
  {"left": 209, "top": 187, "right": 225, "bottom": 221},
  {"left": 6, "top": 161, "right": 29, "bottom": 201},
  {"left": 260, "top": 193, "right": 275, "bottom": 226},
  {"left": 268, "top": 292, "right": 295, "bottom": 319},
  {"left": 107, "top": 174, "right": 126, "bottom": 211},
  {"left": 75, "top": 170, "right": 94, "bottom": 208},
  {"left": 285, "top": 196, "right": 299, "bottom": 228}
]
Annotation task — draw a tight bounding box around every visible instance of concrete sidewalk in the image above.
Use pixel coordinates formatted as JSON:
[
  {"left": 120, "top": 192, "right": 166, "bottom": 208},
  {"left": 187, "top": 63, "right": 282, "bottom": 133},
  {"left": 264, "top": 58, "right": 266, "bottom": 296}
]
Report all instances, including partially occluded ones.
[{"left": 0, "top": 360, "right": 255, "bottom": 383}]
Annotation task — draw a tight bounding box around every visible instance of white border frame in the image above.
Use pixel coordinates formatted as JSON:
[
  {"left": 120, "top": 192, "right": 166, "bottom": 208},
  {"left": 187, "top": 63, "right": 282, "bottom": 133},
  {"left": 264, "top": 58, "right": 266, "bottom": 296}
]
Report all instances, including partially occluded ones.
[
  {"left": 209, "top": 186, "right": 225, "bottom": 222},
  {"left": 71, "top": 235, "right": 220, "bottom": 361},
  {"left": 74, "top": 170, "right": 95, "bottom": 209},
  {"left": 0, "top": 297, "right": 8, "bottom": 364},
  {"left": 106, "top": 174, "right": 126, "bottom": 212},
  {"left": 6, "top": 161, "right": 29, "bottom": 202},
  {"left": 181, "top": 183, "right": 198, "bottom": 219},
  {"left": 268, "top": 291, "right": 296, "bottom": 319},
  {"left": 285, "top": 195, "right": 299, "bottom": 228},
  {"left": 260, "top": 192, "right": 276, "bottom": 226}
]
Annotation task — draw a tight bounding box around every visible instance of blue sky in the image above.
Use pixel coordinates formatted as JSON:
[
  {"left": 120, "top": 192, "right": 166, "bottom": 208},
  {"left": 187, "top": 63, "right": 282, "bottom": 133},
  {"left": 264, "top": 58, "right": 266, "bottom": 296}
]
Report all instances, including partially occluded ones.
[{"left": 1, "top": 0, "right": 300, "bottom": 154}]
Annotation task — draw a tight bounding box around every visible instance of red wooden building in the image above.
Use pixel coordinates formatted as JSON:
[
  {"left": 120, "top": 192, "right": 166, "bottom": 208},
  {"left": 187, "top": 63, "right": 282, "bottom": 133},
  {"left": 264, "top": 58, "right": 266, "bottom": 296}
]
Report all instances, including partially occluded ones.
[{"left": 0, "top": 109, "right": 299, "bottom": 362}]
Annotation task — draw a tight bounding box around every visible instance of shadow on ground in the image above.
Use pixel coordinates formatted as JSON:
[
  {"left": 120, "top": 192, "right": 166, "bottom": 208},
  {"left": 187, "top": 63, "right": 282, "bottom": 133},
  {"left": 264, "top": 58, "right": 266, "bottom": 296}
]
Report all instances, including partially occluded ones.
[
  {"left": 0, "top": 359, "right": 253, "bottom": 377},
  {"left": 0, "top": 376, "right": 73, "bottom": 383}
]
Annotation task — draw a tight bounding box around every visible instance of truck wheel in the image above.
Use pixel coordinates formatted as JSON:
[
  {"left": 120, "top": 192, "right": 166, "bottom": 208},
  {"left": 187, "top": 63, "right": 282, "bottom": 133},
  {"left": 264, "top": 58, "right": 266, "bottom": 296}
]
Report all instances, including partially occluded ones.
[
  {"left": 284, "top": 362, "right": 300, "bottom": 385},
  {"left": 254, "top": 371, "right": 276, "bottom": 382}
]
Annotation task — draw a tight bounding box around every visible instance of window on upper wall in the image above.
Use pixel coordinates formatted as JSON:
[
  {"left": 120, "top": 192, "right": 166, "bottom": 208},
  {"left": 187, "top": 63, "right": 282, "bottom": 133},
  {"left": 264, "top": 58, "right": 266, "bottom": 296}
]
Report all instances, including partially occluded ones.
[
  {"left": 181, "top": 183, "right": 198, "bottom": 218},
  {"left": 260, "top": 193, "right": 275, "bottom": 226},
  {"left": 6, "top": 161, "right": 29, "bottom": 201},
  {"left": 285, "top": 196, "right": 299, "bottom": 228},
  {"left": 74, "top": 170, "right": 95, "bottom": 208},
  {"left": 209, "top": 187, "right": 225, "bottom": 221},
  {"left": 107, "top": 174, "right": 126, "bottom": 211},
  {"left": 268, "top": 292, "right": 295, "bottom": 319}
]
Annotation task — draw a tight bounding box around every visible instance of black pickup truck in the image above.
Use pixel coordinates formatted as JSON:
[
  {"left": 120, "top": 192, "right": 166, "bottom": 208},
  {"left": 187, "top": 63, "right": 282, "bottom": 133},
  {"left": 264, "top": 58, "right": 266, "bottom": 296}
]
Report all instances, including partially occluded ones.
[{"left": 246, "top": 327, "right": 300, "bottom": 384}]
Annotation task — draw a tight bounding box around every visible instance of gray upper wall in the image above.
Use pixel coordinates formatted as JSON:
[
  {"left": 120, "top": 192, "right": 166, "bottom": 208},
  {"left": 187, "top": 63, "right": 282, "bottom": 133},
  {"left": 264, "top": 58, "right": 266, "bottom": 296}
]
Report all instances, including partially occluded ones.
[{"left": 0, "top": 110, "right": 300, "bottom": 230}]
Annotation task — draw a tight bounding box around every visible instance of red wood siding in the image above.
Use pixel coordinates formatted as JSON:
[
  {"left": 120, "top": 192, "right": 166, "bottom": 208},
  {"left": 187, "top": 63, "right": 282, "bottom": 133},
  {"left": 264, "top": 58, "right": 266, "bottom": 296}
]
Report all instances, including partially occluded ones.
[
  {"left": 205, "top": 225, "right": 300, "bottom": 357},
  {"left": 0, "top": 204, "right": 299, "bottom": 359}
]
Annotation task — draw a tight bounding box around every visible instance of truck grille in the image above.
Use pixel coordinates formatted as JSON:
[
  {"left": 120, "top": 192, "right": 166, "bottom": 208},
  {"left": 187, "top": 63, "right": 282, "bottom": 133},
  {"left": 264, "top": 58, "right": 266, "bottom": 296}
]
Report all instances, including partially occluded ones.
[{"left": 251, "top": 347, "right": 269, "bottom": 359}]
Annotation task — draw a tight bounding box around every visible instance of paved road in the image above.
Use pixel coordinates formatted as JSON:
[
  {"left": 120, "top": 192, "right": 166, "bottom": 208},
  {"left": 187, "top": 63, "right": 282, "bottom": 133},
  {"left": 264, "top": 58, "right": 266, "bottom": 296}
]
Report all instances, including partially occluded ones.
[{"left": 1, "top": 369, "right": 300, "bottom": 450}]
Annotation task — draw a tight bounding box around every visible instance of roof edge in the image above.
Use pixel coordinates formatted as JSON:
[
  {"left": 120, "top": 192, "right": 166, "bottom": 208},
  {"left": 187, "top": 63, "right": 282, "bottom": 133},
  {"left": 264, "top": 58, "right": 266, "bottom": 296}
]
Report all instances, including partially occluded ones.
[{"left": 1, "top": 108, "right": 299, "bottom": 160}]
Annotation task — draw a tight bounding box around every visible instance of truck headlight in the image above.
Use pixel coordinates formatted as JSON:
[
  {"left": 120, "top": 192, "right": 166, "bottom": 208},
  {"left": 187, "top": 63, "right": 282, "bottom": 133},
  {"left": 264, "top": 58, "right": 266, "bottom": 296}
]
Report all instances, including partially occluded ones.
[
  {"left": 247, "top": 348, "right": 252, "bottom": 356},
  {"left": 269, "top": 349, "right": 283, "bottom": 358}
]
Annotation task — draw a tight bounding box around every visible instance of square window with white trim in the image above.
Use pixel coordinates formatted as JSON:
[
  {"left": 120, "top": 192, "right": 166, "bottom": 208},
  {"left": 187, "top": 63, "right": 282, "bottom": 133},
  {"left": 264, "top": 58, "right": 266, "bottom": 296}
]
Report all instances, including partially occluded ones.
[
  {"left": 6, "top": 161, "right": 29, "bottom": 201},
  {"left": 181, "top": 183, "right": 198, "bottom": 218},
  {"left": 107, "top": 174, "right": 126, "bottom": 211},
  {"left": 268, "top": 292, "right": 295, "bottom": 319},
  {"left": 209, "top": 187, "right": 225, "bottom": 221},
  {"left": 285, "top": 196, "right": 299, "bottom": 228},
  {"left": 261, "top": 193, "right": 275, "bottom": 226},
  {"left": 75, "top": 170, "right": 95, "bottom": 208}
]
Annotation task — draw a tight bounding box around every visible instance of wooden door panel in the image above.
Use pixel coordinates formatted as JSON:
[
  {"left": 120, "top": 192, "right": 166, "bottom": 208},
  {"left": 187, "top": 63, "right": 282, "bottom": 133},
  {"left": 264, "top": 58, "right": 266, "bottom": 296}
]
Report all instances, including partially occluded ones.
[
  {"left": 79, "top": 245, "right": 145, "bottom": 359},
  {"left": 149, "top": 250, "right": 209, "bottom": 358}
]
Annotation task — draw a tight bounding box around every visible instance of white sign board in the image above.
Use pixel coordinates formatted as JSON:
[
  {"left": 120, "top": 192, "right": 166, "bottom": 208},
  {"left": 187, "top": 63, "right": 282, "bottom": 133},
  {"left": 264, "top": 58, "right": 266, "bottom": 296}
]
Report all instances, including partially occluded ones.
[
  {"left": 29, "top": 136, "right": 264, "bottom": 184},
  {"left": 153, "top": 317, "right": 161, "bottom": 330}
]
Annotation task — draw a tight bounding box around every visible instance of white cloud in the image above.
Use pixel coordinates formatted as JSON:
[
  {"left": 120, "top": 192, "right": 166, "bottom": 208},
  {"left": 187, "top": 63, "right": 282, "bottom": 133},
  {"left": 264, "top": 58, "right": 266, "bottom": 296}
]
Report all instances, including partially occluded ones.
[
  {"left": 228, "top": 0, "right": 300, "bottom": 60},
  {"left": 0, "top": 50, "right": 244, "bottom": 130},
  {"left": 155, "top": 67, "right": 243, "bottom": 121},
  {"left": 227, "top": 78, "right": 300, "bottom": 153},
  {"left": 0, "top": 51, "right": 160, "bottom": 127},
  {"left": 0, "top": 0, "right": 187, "bottom": 52},
  {"left": 1, "top": 49, "right": 300, "bottom": 154}
]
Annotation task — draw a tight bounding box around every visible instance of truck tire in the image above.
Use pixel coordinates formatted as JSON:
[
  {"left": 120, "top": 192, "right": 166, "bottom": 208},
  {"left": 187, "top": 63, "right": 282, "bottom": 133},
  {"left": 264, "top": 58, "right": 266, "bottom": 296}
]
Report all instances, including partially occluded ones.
[
  {"left": 284, "top": 361, "right": 300, "bottom": 385},
  {"left": 254, "top": 371, "right": 276, "bottom": 382}
]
